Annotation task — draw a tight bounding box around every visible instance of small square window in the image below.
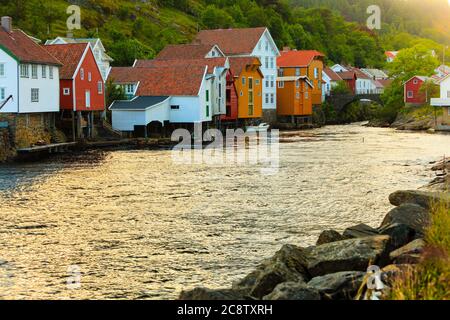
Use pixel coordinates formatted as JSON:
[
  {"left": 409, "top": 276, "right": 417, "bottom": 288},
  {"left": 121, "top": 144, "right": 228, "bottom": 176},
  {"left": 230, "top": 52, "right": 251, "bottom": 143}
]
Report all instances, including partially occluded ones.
[
  {"left": 63, "top": 88, "right": 70, "bottom": 95},
  {"left": 407, "top": 91, "right": 413, "bottom": 98}
]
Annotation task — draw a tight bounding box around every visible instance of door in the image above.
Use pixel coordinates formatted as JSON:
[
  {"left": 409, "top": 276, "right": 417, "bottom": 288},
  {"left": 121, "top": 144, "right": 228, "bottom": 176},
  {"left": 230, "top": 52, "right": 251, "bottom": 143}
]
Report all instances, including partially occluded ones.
[{"left": 85, "top": 90, "right": 91, "bottom": 108}]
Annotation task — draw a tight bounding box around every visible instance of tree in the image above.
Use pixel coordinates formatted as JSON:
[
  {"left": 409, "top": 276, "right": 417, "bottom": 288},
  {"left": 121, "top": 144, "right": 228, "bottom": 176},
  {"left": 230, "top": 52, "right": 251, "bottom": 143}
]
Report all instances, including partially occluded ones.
[{"left": 200, "top": 5, "right": 235, "bottom": 29}]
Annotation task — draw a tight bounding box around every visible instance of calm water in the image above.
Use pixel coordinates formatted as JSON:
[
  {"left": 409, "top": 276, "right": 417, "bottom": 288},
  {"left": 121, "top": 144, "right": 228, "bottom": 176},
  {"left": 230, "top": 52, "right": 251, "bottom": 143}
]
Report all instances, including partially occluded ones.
[{"left": 0, "top": 124, "right": 449, "bottom": 299}]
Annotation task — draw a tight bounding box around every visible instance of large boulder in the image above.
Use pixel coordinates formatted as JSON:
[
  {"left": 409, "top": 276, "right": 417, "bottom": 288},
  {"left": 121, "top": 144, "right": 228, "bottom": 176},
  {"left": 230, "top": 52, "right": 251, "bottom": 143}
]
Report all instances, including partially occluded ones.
[
  {"left": 389, "top": 239, "right": 426, "bottom": 264},
  {"left": 232, "top": 244, "right": 309, "bottom": 299},
  {"left": 305, "top": 235, "right": 390, "bottom": 277},
  {"left": 343, "top": 224, "right": 379, "bottom": 239},
  {"left": 307, "top": 271, "right": 365, "bottom": 300},
  {"left": 262, "top": 282, "right": 321, "bottom": 300},
  {"left": 380, "top": 204, "right": 430, "bottom": 236},
  {"left": 179, "top": 287, "right": 246, "bottom": 300},
  {"left": 389, "top": 190, "right": 450, "bottom": 209},
  {"left": 379, "top": 223, "right": 416, "bottom": 251},
  {"left": 316, "top": 230, "right": 346, "bottom": 245}
]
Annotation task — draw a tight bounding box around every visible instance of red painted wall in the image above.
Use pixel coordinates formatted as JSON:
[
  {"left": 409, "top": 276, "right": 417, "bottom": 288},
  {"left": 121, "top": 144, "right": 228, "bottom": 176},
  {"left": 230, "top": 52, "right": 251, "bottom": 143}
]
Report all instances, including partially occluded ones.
[
  {"left": 221, "top": 70, "right": 238, "bottom": 121},
  {"left": 59, "top": 79, "right": 74, "bottom": 110},
  {"left": 345, "top": 77, "right": 356, "bottom": 94},
  {"left": 74, "top": 47, "right": 105, "bottom": 111},
  {"left": 404, "top": 77, "right": 426, "bottom": 104}
]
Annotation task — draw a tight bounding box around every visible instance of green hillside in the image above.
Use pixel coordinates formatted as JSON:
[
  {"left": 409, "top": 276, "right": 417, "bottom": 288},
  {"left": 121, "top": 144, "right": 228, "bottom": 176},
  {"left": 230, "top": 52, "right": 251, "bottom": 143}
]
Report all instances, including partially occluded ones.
[{"left": 1, "top": 0, "right": 448, "bottom": 67}]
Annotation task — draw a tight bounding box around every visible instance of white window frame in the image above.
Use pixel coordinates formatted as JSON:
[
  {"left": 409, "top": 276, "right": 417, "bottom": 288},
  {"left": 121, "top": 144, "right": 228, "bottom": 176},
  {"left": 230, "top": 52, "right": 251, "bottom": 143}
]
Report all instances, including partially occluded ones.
[
  {"left": 407, "top": 91, "right": 413, "bottom": 98},
  {"left": 296, "top": 80, "right": 300, "bottom": 88},
  {"left": 80, "top": 68, "right": 85, "bottom": 80},
  {"left": 413, "top": 79, "right": 418, "bottom": 85},
  {"left": 125, "top": 84, "right": 135, "bottom": 94},
  {"left": 265, "top": 57, "right": 269, "bottom": 69},
  {"left": 98, "top": 81, "right": 103, "bottom": 94},
  {"left": 305, "top": 92, "right": 309, "bottom": 99},
  {"left": 278, "top": 81, "right": 284, "bottom": 88},
  {"left": 20, "top": 64, "right": 29, "bottom": 78},
  {"left": 49, "top": 66, "right": 54, "bottom": 79},
  {"left": 63, "top": 88, "right": 70, "bottom": 95},
  {"left": 31, "top": 65, "right": 38, "bottom": 79},
  {"left": 265, "top": 93, "right": 269, "bottom": 104},
  {"left": 270, "top": 93, "right": 274, "bottom": 104},
  {"left": 42, "top": 65, "right": 47, "bottom": 78},
  {"left": 88, "top": 72, "right": 92, "bottom": 82},
  {"left": 295, "top": 68, "right": 300, "bottom": 76},
  {"left": 31, "top": 88, "right": 39, "bottom": 102}
]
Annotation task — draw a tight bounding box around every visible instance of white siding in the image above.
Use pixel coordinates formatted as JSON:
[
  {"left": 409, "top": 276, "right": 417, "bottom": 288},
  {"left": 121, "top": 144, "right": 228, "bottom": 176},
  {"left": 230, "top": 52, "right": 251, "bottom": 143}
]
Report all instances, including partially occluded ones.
[
  {"left": 0, "top": 50, "right": 18, "bottom": 113},
  {"left": 19, "top": 65, "right": 60, "bottom": 113},
  {"left": 440, "top": 77, "right": 450, "bottom": 99}
]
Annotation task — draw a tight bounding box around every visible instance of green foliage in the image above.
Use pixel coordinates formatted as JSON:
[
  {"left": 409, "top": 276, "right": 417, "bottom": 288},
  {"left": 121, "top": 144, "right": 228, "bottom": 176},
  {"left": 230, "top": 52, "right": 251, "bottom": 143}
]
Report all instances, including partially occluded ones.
[
  {"left": 331, "top": 81, "right": 351, "bottom": 95},
  {"left": 105, "top": 79, "right": 126, "bottom": 108}
]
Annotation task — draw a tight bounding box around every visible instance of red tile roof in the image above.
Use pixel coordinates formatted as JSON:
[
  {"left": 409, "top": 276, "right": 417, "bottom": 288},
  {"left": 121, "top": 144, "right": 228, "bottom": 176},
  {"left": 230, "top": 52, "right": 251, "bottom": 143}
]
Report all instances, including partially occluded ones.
[
  {"left": 385, "top": 51, "right": 399, "bottom": 59},
  {"left": 323, "top": 67, "right": 342, "bottom": 81},
  {"left": 228, "top": 57, "right": 261, "bottom": 77},
  {"left": 154, "top": 44, "right": 221, "bottom": 60},
  {"left": 337, "top": 71, "right": 356, "bottom": 80},
  {"left": 346, "top": 66, "right": 371, "bottom": 80},
  {"left": 109, "top": 67, "right": 151, "bottom": 84},
  {"left": 194, "top": 27, "right": 267, "bottom": 55},
  {"left": 378, "top": 79, "right": 393, "bottom": 87},
  {"left": 134, "top": 58, "right": 227, "bottom": 74},
  {"left": 44, "top": 43, "right": 88, "bottom": 79},
  {"left": 0, "top": 28, "right": 61, "bottom": 65},
  {"left": 278, "top": 50, "right": 325, "bottom": 68},
  {"left": 137, "top": 65, "right": 207, "bottom": 96}
]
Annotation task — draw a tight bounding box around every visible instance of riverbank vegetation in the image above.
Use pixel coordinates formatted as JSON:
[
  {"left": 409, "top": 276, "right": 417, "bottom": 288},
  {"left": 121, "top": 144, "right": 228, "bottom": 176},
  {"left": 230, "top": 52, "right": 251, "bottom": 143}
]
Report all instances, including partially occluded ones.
[{"left": 389, "top": 200, "right": 449, "bottom": 300}]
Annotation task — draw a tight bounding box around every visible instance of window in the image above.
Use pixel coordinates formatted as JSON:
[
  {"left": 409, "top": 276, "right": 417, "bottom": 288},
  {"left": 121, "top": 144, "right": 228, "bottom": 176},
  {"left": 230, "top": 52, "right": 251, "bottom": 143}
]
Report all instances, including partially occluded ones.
[
  {"left": 88, "top": 72, "right": 92, "bottom": 82},
  {"left": 98, "top": 81, "right": 103, "bottom": 94},
  {"left": 265, "top": 57, "right": 269, "bottom": 69},
  {"left": 206, "top": 90, "right": 209, "bottom": 102},
  {"left": 125, "top": 84, "right": 135, "bottom": 94},
  {"left": 295, "top": 68, "right": 300, "bottom": 76},
  {"left": 20, "top": 64, "right": 29, "bottom": 78},
  {"left": 240, "top": 91, "right": 243, "bottom": 96},
  {"left": 49, "top": 66, "right": 54, "bottom": 79},
  {"left": 296, "top": 92, "right": 300, "bottom": 99},
  {"left": 63, "top": 88, "right": 70, "bottom": 95},
  {"left": 242, "top": 77, "right": 246, "bottom": 86},
  {"left": 296, "top": 80, "right": 300, "bottom": 88},
  {"left": 31, "top": 88, "right": 39, "bottom": 102},
  {"left": 278, "top": 81, "right": 284, "bottom": 88},
  {"left": 447, "top": 91, "right": 450, "bottom": 98},
  {"left": 0, "top": 88, "right": 5, "bottom": 100},
  {"left": 255, "top": 79, "right": 260, "bottom": 85},
  {"left": 270, "top": 93, "right": 274, "bottom": 104},
  {"left": 80, "top": 68, "right": 85, "bottom": 80},
  {"left": 265, "top": 79, "right": 269, "bottom": 88},
  {"left": 305, "top": 92, "right": 309, "bottom": 99},
  {"left": 206, "top": 105, "right": 210, "bottom": 117},
  {"left": 85, "top": 90, "right": 91, "bottom": 108},
  {"left": 407, "top": 91, "right": 413, "bottom": 98},
  {"left": 42, "top": 65, "right": 46, "bottom": 78},
  {"left": 265, "top": 41, "right": 269, "bottom": 52},
  {"left": 0, "top": 63, "right": 4, "bottom": 77},
  {"left": 314, "top": 68, "right": 318, "bottom": 79},
  {"left": 278, "top": 68, "right": 284, "bottom": 77},
  {"left": 31, "top": 65, "right": 38, "bottom": 79},
  {"left": 265, "top": 94, "right": 269, "bottom": 104},
  {"left": 413, "top": 79, "right": 418, "bottom": 84},
  {"left": 171, "top": 105, "right": 180, "bottom": 110},
  {"left": 270, "top": 57, "right": 274, "bottom": 69}
]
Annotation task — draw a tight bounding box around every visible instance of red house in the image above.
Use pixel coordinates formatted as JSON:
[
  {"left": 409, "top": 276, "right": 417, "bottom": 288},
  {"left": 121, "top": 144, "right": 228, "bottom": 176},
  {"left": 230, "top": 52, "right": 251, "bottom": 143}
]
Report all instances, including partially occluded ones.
[
  {"left": 45, "top": 43, "right": 105, "bottom": 139},
  {"left": 336, "top": 71, "right": 357, "bottom": 94},
  {"left": 221, "top": 69, "right": 238, "bottom": 124},
  {"left": 404, "top": 76, "right": 430, "bottom": 106}
]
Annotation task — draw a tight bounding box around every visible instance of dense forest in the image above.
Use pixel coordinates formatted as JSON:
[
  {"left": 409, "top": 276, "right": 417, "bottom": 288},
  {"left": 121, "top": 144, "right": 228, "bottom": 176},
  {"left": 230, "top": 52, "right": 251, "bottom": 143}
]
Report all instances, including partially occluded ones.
[{"left": 0, "top": 0, "right": 448, "bottom": 67}]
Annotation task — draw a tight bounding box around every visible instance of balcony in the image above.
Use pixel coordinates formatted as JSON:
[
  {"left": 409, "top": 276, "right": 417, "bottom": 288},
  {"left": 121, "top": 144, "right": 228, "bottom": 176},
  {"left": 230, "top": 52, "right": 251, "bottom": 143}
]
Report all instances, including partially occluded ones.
[{"left": 431, "top": 98, "right": 450, "bottom": 106}]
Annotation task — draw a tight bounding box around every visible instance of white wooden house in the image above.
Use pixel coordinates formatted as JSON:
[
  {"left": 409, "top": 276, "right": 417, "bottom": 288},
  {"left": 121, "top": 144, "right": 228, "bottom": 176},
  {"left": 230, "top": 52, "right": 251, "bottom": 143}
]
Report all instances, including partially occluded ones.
[{"left": 431, "top": 74, "right": 450, "bottom": 128}]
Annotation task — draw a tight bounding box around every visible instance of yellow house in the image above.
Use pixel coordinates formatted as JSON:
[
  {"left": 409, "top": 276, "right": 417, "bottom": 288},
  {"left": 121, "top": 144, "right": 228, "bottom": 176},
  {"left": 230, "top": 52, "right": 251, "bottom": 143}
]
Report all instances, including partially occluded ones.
[
  {"left": 278, "top": 49, "right": 325, "bottom": 106},
  {"left": 229, "top": 57, "right": 264, "bottom": 120}
]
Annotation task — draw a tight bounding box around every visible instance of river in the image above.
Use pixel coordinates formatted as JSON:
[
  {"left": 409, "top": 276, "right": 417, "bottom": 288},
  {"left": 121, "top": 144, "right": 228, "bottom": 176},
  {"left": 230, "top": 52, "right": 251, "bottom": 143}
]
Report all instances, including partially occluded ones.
[{"left": 0, "top": 124, "right": 449, "bottom": 299}]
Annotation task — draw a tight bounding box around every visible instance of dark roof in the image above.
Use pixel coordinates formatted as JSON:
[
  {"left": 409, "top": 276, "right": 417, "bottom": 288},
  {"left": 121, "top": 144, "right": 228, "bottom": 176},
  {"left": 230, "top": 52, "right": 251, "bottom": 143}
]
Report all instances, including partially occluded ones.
[
  {"left": 110, "top": 96, "right": 169, "bottom": 110},
  {"left": 195, "top": 27, "right": 267, "bottom": 55},
  {"left": 44, "top": 43, "right": 88, "bottom": 79},
  {"left": 0, "top": 28, "right": 61, "bottom": 65},
  {"left": 154, "top": 44, "right": 220, "bottom": 60}
]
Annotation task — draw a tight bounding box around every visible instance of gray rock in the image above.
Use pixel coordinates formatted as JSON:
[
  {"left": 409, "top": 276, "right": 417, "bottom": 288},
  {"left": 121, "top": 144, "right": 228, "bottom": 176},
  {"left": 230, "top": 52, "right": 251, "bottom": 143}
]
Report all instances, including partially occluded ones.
[
  {"left": 381, "top": 204, "right": 430, "bottom": 236},
  {"left": 232, "top": 244, "right": 309, "bottom": 299},
  {"left": 179, "top": 287, "right": 245, "bottom": 300},
  {"left": 305, "top": 235, "right": 390, "bottom": 277},
  {"left": 389, "top": 239, "right": 425, "bottom": 264},
  {"left": 262, "top": 282, "right": 320, "bottom": 300},
  {"left": 308, "top": 271, "right": 365, "bottom": 300},
  {"left": 389, "top": 190, "right": 450, "bottom": 209},
  {"left": 379, "top": 223, "right": 416, "bottom": 251},
  {"left": 316, "top": 230, "right": 346, "bottom": 245},
  {"left": 343, "top": 224, "right": 379, "bottom": 239}
]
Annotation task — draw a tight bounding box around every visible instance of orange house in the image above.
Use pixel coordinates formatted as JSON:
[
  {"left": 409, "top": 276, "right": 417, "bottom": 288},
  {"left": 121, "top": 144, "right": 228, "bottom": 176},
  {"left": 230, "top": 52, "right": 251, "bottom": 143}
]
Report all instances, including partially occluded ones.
[
  {"left": 278, "top": 49, "right": 325, "bottom": 106},
  {"left": 276, "top": 73, "right": 314, "bottom": 119},
  {"left": 229, "top": 57, "right": 264, "bottom": 120}
]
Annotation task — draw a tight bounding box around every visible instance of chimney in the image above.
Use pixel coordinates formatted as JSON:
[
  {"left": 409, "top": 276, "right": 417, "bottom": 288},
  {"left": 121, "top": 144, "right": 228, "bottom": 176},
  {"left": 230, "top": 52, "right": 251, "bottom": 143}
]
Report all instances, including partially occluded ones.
[{"left": 1, "top": 16, "right": 12, "bottom": 33}]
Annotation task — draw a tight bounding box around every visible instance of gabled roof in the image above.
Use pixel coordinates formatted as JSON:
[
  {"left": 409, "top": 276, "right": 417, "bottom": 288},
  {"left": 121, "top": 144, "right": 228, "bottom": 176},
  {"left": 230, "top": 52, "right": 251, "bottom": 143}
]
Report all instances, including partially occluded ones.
[
  {"left": 44, "top": 43, "right": 89, "bottom": 79},
  {"left": 346, "top": 66, "right": 371, "bottom": 80},
  {"left": 0, "top": 28, "right": 61, "bottom": 65},
  {"left": 134, "top": 57, "right": 227, "bottom": 75},
  {"left": 108, "top": 67, "right": 144, "bottom": 84},
  {"left": 110, "top": 96, "right": 169, "bottom": 111},
  {"left": 277, "top": 50, "right": 325, "bottom": 68},
  {"left": 137, "top": 65, "right": 207, "bottom": 96},
  {"left": 385, "top": 51, "right": 399, "bottom": 59},
  {"left": 154, "top": 44, "right": 224, "bottom": 60},
  {"left": 228, "top": 57, "right": 262, "bottom": 77},
  {"left": 337, "top": 71, "right": 356, "bottom": 80},
  {"left": 404, "top": 75, "right": 431, "bottom": 84},
  {"left": 194, "top": 27, "right": 270, "bottom": 56},
  {"left": 323, "top": 67, "right": 342, "bottom": 81},
  {"left": 360, "top": 68, "right": 389, "bottom": 79}
]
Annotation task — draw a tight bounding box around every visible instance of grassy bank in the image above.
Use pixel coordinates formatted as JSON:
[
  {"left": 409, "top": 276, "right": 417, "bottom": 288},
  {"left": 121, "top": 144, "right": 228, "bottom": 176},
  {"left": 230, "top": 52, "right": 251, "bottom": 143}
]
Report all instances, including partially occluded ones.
[{"left": 389, "top": 198, "right": 450, "bottom": 300}]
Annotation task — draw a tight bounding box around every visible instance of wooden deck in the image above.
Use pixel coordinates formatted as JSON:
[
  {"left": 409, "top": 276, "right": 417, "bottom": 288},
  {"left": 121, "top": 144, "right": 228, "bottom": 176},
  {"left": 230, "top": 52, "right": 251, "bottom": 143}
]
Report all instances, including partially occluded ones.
[{"left": 17, "top": 142, "right": 78, "bottom": 154}]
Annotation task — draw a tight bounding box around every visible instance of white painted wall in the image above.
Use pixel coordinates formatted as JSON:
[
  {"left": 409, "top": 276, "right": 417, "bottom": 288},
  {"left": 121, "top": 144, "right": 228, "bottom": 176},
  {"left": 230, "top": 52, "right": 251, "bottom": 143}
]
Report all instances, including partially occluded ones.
[
  {"left": 0, "top": 49, "right": 18, "bottom": 113},
  {"left": 440, "top": 77, "right": 450, "bottom": 99},
  {"left": 252, "top": 30, "right": 279, "bottom": 110},
  {"left": 19, "top": 64, "right": 60, "bottom": 113},
  {"left": 331, "top": 64, "right": 348, "bottom": 73},
  {"left": 356, "top": 78, "right": 376, "bottom": 94}
]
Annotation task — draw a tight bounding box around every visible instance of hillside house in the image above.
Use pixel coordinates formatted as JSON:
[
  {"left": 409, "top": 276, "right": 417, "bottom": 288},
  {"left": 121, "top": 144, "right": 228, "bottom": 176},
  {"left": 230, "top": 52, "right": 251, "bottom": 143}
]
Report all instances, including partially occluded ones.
[
  {"left": 322, "top": 67, "right": 342, "bottom": 99},
  {"left": 431, "top": 74, "right": 450, "bottom": 128},
  {"left": 404, "top": 76, "right": 434, "bottom": 106}
]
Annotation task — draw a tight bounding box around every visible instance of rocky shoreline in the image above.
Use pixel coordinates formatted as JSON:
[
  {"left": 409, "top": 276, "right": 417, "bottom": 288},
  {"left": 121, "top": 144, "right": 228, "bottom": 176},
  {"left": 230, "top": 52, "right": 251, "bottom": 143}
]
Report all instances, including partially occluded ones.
[{"left": 179, "top": 162, "right": 449, "bottom": 301}]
